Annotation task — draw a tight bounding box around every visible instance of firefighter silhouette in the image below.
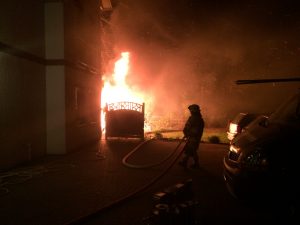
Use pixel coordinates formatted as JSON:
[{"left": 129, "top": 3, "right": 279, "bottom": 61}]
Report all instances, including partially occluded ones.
[{"left": 179, "top": 104, "right": 204, "bottom": 169}]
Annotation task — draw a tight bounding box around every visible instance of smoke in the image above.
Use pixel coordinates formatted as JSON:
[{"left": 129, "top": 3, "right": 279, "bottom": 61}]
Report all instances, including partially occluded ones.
[{"left": 103, "top": 0, "right": 300, "bottom": 128}]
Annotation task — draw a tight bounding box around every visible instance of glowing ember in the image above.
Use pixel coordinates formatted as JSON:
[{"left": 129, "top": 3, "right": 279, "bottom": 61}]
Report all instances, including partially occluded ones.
[{"left": 101, "top": 52, "right": 152, "bottom": 135}]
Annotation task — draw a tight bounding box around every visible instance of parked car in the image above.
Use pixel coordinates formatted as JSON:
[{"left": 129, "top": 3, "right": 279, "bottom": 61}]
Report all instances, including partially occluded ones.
[
  {"left": 223, "top": 82, "right": 300, "bottom": 216},
  {"left": 226, "top": 112, "right": 259, "bottom": 142}
]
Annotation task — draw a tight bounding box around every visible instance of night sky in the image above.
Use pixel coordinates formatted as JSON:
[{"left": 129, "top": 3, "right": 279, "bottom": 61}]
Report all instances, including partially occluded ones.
[{"left": 105, "top": 0, "right": 300, "bottom": 126}]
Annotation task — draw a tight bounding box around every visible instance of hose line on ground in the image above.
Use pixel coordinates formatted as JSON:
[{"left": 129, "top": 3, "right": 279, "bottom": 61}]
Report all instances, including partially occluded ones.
[
  {"left": 66, "top": 138, "right": 187, "bottom": 225},
  {"left": 122, "top": 138, "right": 185, "bottom": 169}
]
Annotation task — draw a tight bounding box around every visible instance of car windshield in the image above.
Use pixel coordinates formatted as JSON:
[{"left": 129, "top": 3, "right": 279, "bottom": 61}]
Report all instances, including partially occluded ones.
[{"left": 268, "top": 90, "right": 300, "bottom": 124}]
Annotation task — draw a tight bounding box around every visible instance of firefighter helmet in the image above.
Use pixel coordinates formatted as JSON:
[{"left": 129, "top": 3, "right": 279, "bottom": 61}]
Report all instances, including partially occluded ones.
[{"left": 188, "top": 104, "right": 200, "bottom": 112}]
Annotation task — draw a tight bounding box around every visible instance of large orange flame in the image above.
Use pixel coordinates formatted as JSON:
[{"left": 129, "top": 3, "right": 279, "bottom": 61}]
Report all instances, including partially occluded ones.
[{"left": 101, "top": 52, "right": 152, "bottom": 135}]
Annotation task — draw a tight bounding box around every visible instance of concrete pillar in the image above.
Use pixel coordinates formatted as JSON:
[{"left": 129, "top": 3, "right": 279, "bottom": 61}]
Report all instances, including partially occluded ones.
[{"left": 45, "top": 2, "right": 66, "bottom": 154}]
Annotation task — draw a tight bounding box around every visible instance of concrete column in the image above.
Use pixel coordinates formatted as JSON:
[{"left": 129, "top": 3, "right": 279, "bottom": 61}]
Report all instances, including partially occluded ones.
[{"left": 45, "top": 1, "right": 66, "bottom": 154}]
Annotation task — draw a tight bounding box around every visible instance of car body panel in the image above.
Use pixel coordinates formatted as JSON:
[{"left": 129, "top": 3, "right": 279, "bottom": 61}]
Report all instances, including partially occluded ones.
[
  {"left": 223, "top": 90, "right": 300, "bottom": 203},
  {"left": 226, "top": 113, "right": 260, "bottom": 141}
]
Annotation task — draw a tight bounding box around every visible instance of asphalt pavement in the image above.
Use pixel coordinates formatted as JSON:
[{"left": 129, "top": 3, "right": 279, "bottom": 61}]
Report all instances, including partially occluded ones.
[{"left": 0, "top": 139, "right": 296, "bottom": 225}]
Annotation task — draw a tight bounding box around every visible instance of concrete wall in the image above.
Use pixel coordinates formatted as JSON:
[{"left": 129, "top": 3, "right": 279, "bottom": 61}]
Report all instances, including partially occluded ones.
[
  {"left": 45, "top": 1, "right": 66, "bottom": 154},
  {"left": 0, "top": 0, "right": 102, "bottom": 170},
  {"left": 64, "top": 0, "right": 102, "bottom": 151},
  {"left": 0, "top": 0, "right": 46, "bottom": 170}
]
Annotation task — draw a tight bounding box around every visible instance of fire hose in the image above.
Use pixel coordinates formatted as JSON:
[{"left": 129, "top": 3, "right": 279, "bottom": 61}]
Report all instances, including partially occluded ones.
[
  {"left": 122, "top": 137, "right": 186, "bottom": 169},
  {"left": 66, "top": 137, "right": 187, "bottom": 225}
]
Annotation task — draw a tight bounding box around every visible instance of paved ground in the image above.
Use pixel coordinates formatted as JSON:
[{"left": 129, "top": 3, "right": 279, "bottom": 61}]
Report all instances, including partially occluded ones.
[{"left": 0, "top": 139, "right": 297, "bottom": 225}]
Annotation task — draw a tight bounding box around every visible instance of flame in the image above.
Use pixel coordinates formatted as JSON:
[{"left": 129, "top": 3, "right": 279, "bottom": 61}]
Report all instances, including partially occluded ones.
[
  {"left": 101, "top": 52, "right": 152, "bottom": 136},
  {"left": 101, "top": 52, "right": 144, "bottom": 106}
]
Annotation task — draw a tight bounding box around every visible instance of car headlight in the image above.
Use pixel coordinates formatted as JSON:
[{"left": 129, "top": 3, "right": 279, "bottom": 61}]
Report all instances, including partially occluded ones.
[
  {"left": 242, "top": 148, "right": 269, "bottom": 168},
  {"left": 229, "top": 145, "right": 240, "bottom": 154},
  {"left": 229, "top": 123, "right": 239, "bottom": 134}
]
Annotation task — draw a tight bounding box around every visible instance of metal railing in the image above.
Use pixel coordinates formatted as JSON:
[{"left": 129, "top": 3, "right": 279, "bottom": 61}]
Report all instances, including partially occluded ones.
[{"left": 106, "top": 102, "right": 144, "bottom": 113}]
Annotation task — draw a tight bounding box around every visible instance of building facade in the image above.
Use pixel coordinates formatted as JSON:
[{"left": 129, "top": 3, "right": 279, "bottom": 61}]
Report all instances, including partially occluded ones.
[{"left": 0, "top": 0, "right": 105, "bottom": 170}]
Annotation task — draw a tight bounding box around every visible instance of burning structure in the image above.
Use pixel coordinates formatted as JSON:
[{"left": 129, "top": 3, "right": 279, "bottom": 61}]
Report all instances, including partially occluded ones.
[
  {"left": 104, "top": 101, "right": 145, "bottom": 139},
  {"left": 101, "top": 52, "right": 149, "bottom": 139}
]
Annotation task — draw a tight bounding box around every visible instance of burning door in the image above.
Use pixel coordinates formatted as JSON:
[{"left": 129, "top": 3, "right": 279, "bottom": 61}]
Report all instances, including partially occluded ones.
[{"left": 104, "top": 101, "right": 145, "bottom": 139}]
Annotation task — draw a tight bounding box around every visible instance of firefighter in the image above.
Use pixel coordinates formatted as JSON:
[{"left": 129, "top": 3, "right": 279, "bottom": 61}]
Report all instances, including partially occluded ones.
[{"left": 178, "top": 104, "right": 204, "bottom": 169}]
